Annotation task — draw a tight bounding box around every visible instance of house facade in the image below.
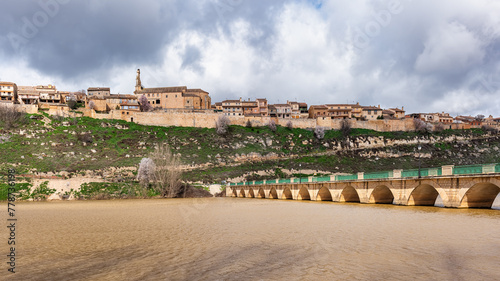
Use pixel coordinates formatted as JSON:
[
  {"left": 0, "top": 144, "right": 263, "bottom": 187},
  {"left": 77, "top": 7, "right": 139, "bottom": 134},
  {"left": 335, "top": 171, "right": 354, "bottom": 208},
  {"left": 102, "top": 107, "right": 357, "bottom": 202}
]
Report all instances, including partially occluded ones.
[{"left": 0, "top": 82, "right": 18, "bottom": 103}]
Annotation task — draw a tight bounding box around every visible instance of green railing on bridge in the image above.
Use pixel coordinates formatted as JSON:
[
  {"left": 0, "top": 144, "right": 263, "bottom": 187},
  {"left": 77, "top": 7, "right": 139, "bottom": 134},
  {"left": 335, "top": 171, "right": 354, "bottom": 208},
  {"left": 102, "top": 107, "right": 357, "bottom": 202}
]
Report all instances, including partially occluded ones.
[
  {"left": 336, "top": 174, "right": 358, "bottom": 181},
  {"left": 228, "top": 163, "right": 499, "bottom": 187},
  {"left": 364, "top": 171, "right": 392, "bottom": 179},
  {"left": 313, "top": 176, "right": 331, "bottom": 182},
  {"left": 293, "top": 177, "right": 309, "bottom": 183},
  {"left": 453, "top": 165, "right": 483, "bottom": 175}
]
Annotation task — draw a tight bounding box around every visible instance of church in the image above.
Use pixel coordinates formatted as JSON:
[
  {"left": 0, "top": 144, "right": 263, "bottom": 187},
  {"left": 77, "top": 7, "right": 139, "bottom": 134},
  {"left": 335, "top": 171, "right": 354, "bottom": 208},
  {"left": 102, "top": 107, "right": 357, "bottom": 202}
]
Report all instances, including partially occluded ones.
[{"left": 134, "top": 69, "right": 211, "bottom": 110}]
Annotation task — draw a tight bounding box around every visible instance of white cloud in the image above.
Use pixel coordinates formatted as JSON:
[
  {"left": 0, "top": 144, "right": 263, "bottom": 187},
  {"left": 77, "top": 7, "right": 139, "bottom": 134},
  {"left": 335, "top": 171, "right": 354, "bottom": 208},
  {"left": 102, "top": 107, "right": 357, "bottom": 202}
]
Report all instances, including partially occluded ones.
[{"left": 415, "top": 22, "right": 485, "bottom": 75}]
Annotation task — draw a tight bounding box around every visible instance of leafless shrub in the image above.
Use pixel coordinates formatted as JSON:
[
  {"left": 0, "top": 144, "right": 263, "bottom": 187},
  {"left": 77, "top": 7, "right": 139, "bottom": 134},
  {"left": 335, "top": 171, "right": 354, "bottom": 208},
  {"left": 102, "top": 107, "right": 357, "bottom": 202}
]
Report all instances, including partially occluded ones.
[
  {"left": 88, "top": 100, "right": 96, "bottom": 110},
  {"left": 286, "top": 120, "right": 293, "bottom": 130},
  {"left": 150, "top": 143, "right": 182, "bottom": 198},
  {"left": 268, "top": 120, "right": 277, "bottom": 132},
  {"left": 340, "top": 119, "right": 351, "bottom": 138},
  {"left": 0, "top": 105, "right": 26, "bottom": 129},
  {"left": 245, "top": 119, "right": 252, "bottom": 128},
  {"left": 136, "top": 158, "right": 156, "bottom": 187},
  {"left": 139, "top": 94, "right": 153, "bottom": 112},
  {"left": 482, "top": 125, "right": 499, "bottom": 134},
  {"left": 216, "top": 115, "right": 231, "bottom": 135},
  {"left": 314, "top": 126, "right": 325, "bottom": 140},
  {"left": 434, "top": 123, "right": 445, "bottom": 132},
  {"left": 413, "top": 118, "right": 430, "bottom": 132}
]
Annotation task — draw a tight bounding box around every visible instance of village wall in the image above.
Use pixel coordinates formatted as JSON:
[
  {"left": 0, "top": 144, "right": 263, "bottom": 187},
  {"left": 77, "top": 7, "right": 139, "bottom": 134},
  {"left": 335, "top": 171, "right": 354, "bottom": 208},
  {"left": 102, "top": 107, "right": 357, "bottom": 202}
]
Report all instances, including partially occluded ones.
[{"left": 10, "top": 105, "right": 498, "bottom": 132}]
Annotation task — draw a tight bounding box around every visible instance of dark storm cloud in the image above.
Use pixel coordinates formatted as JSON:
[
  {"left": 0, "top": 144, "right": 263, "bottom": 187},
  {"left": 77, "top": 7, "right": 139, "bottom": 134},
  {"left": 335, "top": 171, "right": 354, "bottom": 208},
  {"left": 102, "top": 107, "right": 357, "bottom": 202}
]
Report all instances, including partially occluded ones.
[{"left": 1, "top": 0, "right": 499, "bottom": 116}]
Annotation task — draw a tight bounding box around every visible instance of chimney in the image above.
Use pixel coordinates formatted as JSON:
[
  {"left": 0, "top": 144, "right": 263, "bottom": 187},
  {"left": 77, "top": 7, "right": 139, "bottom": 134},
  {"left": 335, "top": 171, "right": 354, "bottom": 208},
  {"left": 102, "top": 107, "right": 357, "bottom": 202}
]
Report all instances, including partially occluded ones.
[
  {"left": 378, "top": 105, "right": 381, "bottom": 109},
  {"left": 239, "top": 97, "right": 242, "bottom": 102}
]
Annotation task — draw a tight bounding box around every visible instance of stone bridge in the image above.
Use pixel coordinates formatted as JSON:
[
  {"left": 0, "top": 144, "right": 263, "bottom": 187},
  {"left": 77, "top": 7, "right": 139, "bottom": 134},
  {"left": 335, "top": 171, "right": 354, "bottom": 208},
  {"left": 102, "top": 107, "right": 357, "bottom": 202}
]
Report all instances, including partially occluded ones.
[{"left": 228, "top": 168, "right": 500, "bottom": 209}]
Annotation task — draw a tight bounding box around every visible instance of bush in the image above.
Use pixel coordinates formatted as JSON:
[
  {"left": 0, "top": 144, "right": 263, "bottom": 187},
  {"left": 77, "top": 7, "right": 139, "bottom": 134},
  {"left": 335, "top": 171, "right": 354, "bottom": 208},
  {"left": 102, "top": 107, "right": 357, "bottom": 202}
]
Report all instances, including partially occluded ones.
[
  {"left": 245, "top": 119, "right": 252, "bottom": 128},
  {"left": 77, "top": 132, "right": 93, "bottom": 143},
  {"left": 216, "top": 115, "right": 230, "bottom": 135},
  {"left": 0, "top": 105, "right": 27, "bottom": 129},
  {"left": 268, "top": 120, "right": 277, "bottom": 132},
  {"left": 286, "top": 121, "right": 293, "bottom": 130},
  {"left": 482, "top": 125, "right": 499, "bottom": 134},
  {"left": 314, "top": 126, "right": 325, "bottom": 140},
  {"left": 413, "top": 118, "right": 430, "bottom": 132},
  {"left": 434, "top": 123, "right": 445, "bottom": 132},
  {"left": 88, "top": 100, "right": 96, "bottom": 110},
  {"left": 340, "top": 119, "right": 351, "bottom": 138}
]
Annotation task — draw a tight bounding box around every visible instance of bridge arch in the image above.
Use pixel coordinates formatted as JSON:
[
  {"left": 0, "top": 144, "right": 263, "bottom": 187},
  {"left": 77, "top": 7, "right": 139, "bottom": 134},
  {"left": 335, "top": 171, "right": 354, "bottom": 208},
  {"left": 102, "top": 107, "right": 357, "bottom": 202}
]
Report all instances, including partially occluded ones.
[
  {"left": 316, "top": 186, "right": 333, "bottom": 201},
  {"left": 282, "top": 187, "right": 293, "bottom": 200},
  {"left": 239, "top": 188, "right": 246, "bottom": 198},
  {"left": 297, "top": 186, "right": 311, "bottom": 200},
  {"left": 369, "top": 185, "right": 395, "bottom": 204},
  {"left": 248, "top": 188, "right": 255, "bottom": 198},
  {"left": 232, "top": 188, "right": 237, "bottom": 197},
  {"left": 257, "top": 188, "right": 266, "bottom": 199},
  {"left": 269, "top": 187, "right": 279, "bottom": 199},
  {"left": 407, "top": 184, "right": 445, "bottom": 206},
  {"left": 460, "top": 182, "right": 500, "bottom": 208},
  {"left": 340, "top": 186, "right": 360, "bottom": 203}
]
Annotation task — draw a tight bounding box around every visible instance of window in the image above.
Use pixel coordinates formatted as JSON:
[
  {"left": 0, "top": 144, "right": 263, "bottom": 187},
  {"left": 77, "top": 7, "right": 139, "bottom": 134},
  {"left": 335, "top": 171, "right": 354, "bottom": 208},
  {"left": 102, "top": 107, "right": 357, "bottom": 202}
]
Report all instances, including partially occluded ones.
[{"left": 166, "top": 95, "right": 168, "bottom": 98}]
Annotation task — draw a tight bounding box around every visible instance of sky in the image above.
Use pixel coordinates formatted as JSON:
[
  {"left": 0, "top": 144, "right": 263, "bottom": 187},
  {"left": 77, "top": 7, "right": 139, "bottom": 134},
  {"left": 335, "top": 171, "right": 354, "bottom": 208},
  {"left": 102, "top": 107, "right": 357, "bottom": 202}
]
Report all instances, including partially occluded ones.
[{"left": 1, "top": 0, "right": 500, "bottom": 116}]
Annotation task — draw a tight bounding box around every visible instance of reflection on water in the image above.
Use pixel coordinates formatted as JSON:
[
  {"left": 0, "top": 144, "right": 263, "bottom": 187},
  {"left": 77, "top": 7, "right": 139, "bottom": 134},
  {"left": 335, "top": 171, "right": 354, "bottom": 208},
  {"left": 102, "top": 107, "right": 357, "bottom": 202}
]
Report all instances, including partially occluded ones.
[{"left": 8, "top": 199, "right": 500, "bottom": 280}]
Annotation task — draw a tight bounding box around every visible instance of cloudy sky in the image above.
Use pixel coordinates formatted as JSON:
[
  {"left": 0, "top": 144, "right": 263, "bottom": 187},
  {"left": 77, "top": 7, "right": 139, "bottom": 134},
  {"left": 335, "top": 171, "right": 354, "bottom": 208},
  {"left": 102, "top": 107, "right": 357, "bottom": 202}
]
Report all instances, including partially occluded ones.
[{"left": 1, "top": 0, "right": 500, "bottom": 116}]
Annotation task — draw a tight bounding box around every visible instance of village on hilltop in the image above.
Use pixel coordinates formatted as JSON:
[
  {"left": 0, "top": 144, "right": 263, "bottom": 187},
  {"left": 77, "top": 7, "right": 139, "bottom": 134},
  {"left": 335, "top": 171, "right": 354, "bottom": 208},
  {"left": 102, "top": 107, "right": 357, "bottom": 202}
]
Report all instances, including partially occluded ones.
[{"left": 1, "top": 69, "right": 499, "bottom": 131}]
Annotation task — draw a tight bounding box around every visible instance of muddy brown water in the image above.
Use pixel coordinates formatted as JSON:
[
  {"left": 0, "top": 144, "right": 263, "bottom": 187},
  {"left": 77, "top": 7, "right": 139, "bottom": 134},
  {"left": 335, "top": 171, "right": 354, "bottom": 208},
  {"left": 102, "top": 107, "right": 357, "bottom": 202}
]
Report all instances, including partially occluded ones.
[{"left": 4, "top": 198, "right": 500, "bottom": 281}]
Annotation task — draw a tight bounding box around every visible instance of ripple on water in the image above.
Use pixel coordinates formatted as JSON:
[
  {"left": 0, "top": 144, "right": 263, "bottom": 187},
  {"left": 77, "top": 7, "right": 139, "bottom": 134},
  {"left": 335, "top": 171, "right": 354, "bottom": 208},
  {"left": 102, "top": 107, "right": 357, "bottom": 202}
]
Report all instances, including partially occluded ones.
[{"left": 10, "top": 198, "right": 500, "bottom": 281}]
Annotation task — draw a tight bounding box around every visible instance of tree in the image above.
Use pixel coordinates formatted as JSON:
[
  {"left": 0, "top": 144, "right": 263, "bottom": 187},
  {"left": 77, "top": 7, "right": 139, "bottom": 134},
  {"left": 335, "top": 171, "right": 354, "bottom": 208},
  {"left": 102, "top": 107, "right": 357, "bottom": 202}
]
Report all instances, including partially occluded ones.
[
  {"left": 149, "top": 143, "right": 182, "bottom": 198},
  {"left": 475, "top": 114, "right": 485, "bottom": 121},
  {"left": 314, "top": 126, "right": 325, "bottom": 140},
  {"left": 139, "top": 94, "right": 152, "bottom": 112},
  {"left": 413, "top": 118, "right": 430, "bottom": 132},
  {"left": 216, "top": 115, "right": 230, "bottom": 135},
  {"left": 88, "top": 100, "right": 96, "bottom": 110},
  {"left": 268, "top": 120, "right": 277, "bottom": 132},
  {"left": 66, "top": 94, "right": 77, "bottom": 109},
  {"left": 136, "top": 158, "right": 156, "bottom": 187},
  {"left": 286, "top": 120, "right": 293, "bottom": 130},
  {"left": 340, "top": 119, "right": 351, "bottom": 139},
  {"left": 245, "top": 119, "right": 252, "bottom": 128}
]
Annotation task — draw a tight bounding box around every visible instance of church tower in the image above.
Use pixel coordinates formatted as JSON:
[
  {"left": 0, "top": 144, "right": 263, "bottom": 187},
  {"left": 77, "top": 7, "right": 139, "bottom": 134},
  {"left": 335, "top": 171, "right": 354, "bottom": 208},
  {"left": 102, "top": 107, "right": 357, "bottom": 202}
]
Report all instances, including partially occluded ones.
[{"left": 134, "top": 69, "right": 143, "bottom": 95}]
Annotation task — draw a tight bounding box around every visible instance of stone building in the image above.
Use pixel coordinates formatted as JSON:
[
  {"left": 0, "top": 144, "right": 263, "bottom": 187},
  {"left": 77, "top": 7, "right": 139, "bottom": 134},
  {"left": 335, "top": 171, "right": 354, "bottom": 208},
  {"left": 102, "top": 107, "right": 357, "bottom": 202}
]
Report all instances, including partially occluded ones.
[
  {"left": 87, "top": 87, "right": 111, "bottom": 97},
  {"left": 134, "top": 69, "right": 211, "bottom": 110}
]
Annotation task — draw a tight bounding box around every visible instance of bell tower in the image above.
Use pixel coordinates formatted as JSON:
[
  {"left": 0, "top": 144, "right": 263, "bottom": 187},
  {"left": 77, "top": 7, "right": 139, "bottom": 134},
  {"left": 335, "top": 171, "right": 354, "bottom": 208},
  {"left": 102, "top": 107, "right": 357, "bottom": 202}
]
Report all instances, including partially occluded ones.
[{"left": 135, "top": 69, "right": 143, "bottom": 95}]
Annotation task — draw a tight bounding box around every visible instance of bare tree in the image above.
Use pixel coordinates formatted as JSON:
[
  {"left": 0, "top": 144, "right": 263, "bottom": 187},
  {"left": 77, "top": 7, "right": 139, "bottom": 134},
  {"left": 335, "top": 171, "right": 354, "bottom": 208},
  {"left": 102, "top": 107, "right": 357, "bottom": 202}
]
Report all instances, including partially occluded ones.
[
  {"left": 268, "top": 119, "right": 277, "bottom": 132},
  {"left": 475, "top": 114, "right": 485, "bottom": 121},
  {"left": 136, "top": 158, "right": 156, "bottom": 187},
  {"left": 286, "top": 120, "right": 293, "bottom": 130},
  {"left": 434, "top": 123, "right": 445, "bottom": 132},
  {"left": 139, "top": 94, "right": 152, "bottom": 112},
  {"left": 88, "top": 100, "right": 96, "bottom": 110},
  {"left": 314, "top": 126, "right": 325, "bottom": 140},
  {"left": 216, "top": 115, "right": 230, "bottom": 135},
  {"left": 0, "top": 104, "right": 26, "bottom": 129},
  {"left": 245, "top": 119, "right": 252, "bottom": 128},
  {"left": 340, "top": 119, "right": 351, "bottom": 138},
  {"left": 66, "top": 93, "right": 77, "bottom": 109},
  {"left": 413, "top": 118, "right": 429, "bottom": 132},
  {"left": 149, "top": 143, "right": 182, "bottom": 198}
]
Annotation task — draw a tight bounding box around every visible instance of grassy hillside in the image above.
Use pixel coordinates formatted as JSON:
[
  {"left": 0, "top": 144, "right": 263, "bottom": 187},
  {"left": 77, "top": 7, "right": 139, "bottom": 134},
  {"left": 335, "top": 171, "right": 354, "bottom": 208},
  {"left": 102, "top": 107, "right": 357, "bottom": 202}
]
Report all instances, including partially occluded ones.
[{"left": 1, "top": 112, "right": 499, "bottom": 184}]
